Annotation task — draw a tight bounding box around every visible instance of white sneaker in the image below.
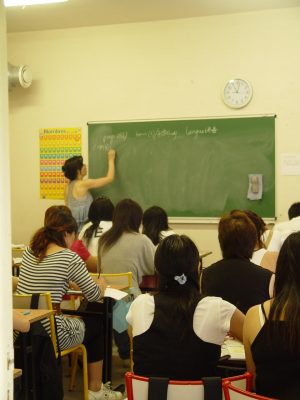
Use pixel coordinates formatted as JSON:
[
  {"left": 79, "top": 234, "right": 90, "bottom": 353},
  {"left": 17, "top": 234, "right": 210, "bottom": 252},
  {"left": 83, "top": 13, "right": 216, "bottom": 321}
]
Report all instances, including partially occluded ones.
[{"left": 88, "top": 382, "right": 123, "bottom": 400}]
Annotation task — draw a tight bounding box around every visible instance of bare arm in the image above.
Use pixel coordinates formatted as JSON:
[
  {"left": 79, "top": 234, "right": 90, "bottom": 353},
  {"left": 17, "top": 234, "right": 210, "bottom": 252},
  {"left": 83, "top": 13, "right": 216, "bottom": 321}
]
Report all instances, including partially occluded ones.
[
  {"left": 268, "top": 274, "right": 275, "bottom": 298},
  {"left": 96, "top": 276, "right": 107, "bottom": 298},
  {"left": 260, "top": 251, "right": 278, "bottom": 273},
  {"left": 243, "top": 306, "right": 258, "bottom": 382},
  {"left": 85, "top": 255, "right": 98, "bottom": 273},
  {"left": 80, "top": 149, "right": 116, "bottom": 190},
  {"left": 128, "top": 324, "right": 134, "bottom": 371},
  {"left": 229, "top": 308, "right": 245, "bottom": 342}
]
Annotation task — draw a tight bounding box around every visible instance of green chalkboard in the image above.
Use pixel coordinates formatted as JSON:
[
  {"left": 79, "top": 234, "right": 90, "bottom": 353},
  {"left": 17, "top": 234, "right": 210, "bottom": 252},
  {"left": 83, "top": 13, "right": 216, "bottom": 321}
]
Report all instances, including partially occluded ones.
[{"left": 88, "top": 116, "right": 275, "bottom": 218}]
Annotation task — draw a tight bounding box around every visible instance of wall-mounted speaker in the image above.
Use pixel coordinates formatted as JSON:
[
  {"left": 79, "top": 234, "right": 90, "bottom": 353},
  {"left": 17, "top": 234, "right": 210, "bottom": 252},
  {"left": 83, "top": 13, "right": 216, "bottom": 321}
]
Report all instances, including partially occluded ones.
[{"left": 8, "top": 63, "right": 32, "bottom": 90}]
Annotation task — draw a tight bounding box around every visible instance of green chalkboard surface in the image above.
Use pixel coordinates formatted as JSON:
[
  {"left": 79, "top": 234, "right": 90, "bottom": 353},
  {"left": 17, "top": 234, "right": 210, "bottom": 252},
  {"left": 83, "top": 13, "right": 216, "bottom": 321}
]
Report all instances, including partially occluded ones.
[{"left": 88, "top": 116, "right": 275, "bottom": 218}]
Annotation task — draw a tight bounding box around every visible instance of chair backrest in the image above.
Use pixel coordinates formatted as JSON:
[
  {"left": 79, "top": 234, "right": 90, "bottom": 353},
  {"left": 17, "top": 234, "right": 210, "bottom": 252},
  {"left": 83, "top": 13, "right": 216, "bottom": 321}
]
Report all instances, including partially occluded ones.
[
  {"left": 139, "top": 275, "right": 158, "bottom": 292},
  {"left": 90, "top": 272, "right": 133, "bottom": 289},
  {"left": 125, "top": 372, "right": 252, "bottom": 400},
  {"left": 223, "top": 382, "right": 275, "bottom": 400},
  {"left": 13, "top": 293, "right": 56, "bottom": 351}
]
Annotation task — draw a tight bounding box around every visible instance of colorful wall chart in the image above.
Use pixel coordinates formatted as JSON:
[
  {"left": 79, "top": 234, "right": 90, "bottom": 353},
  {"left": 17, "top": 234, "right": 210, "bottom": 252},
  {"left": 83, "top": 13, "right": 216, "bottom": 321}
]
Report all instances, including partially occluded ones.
[{"left": 40, "top": 127, "right": 82, "bottom": 199}]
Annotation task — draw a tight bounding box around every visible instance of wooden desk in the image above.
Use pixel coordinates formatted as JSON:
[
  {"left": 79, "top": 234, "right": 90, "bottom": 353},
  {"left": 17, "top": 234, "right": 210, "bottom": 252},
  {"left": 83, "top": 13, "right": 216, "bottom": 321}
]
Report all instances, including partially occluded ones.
[
  {"left": 14, "top": 309, "right": 54, "bottom": 400},
  {"left": 14, "top": 309, "right": 53, "bottom": 324}
]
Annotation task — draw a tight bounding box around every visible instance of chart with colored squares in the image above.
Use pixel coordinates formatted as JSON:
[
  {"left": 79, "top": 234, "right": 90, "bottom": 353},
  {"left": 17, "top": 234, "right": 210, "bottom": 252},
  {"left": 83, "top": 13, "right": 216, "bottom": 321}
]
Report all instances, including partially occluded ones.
[{"left": 40, "top": 127, "right": 82, "bottom": 199}]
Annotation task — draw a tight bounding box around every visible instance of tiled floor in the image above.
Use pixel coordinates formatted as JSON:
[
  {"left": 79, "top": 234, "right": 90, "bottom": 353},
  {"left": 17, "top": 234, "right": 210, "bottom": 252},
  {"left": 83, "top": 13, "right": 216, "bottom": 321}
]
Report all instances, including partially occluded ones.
[{"left": 63, "top": 346, "right": 128, "bottom": 399}]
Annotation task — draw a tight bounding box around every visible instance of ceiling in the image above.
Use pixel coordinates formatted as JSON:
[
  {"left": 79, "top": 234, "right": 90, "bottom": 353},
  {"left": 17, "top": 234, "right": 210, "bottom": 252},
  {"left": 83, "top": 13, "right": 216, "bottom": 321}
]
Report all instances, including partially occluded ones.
[{"left": 5, "top": 0, "right": 300, "bottom": 33}]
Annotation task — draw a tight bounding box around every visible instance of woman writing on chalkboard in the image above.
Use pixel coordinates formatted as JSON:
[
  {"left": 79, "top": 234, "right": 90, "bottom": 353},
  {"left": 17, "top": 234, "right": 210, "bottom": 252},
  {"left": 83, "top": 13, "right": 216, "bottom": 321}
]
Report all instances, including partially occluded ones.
[{"left": 62, "top": 149, "right": 115, "bottom": 230}]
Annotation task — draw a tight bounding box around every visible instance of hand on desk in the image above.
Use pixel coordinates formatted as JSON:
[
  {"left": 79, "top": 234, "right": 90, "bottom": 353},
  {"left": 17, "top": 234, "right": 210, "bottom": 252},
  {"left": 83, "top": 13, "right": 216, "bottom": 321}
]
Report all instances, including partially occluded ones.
[
  {"left": 69, "top": 281, "right": 80, "bottom": 291},
  {"left": 97, "top": 277, "right": 108, "bottom": 297}
]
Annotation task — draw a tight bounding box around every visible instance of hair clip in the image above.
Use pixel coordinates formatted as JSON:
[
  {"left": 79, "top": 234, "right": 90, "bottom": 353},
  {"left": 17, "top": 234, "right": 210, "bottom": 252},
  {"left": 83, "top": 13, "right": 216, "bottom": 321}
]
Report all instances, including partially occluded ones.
[{"left": 174, "top": 273, "right": 187, "bottom": 285}]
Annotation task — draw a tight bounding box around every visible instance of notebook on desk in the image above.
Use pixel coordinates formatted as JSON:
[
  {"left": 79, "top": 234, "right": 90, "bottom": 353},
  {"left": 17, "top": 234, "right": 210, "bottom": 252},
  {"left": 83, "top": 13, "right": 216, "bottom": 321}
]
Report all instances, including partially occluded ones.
[{"left": 221, "top": 338, "right": 245, "bottom": 360}]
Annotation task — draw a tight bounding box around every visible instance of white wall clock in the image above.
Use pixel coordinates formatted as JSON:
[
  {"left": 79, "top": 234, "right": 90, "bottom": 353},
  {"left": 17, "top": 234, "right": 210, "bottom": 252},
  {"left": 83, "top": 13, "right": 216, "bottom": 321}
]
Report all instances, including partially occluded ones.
[{"left": 222, "top": 78, "right": 252, "bottom": 109}]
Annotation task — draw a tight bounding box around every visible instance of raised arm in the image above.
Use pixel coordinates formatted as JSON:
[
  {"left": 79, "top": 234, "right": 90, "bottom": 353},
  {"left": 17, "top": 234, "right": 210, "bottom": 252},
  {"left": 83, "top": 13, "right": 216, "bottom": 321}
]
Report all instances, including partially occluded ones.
[{"left": 81, "top": 149, "right": 116, "bottom": 190}]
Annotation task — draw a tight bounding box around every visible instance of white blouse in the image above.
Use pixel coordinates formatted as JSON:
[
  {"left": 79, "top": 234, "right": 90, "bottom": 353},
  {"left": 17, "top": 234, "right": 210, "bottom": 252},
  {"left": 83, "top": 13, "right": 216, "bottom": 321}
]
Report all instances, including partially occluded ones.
[{"left": 126, "top": 293, "right": 236, "bottom": 345}]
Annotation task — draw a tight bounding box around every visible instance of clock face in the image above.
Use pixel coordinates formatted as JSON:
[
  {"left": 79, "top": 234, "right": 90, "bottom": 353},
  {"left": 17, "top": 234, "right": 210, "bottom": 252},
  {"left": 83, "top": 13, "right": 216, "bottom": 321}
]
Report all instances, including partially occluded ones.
[{"left": 223, "top": 79, "right": 252, "bottom": 109}]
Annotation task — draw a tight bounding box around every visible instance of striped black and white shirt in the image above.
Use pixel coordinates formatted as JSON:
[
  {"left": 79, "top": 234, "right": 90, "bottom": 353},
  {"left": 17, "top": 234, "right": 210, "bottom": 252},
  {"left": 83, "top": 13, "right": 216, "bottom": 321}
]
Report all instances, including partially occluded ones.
[{"left": 17, "top": 247, "right": 101, "bottom": 350}]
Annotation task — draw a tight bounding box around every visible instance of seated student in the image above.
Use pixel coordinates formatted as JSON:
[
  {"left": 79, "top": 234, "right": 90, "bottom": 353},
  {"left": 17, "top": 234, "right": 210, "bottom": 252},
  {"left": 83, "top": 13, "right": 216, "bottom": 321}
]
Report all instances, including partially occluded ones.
[
  {"left": 98, "top": 198, "right": 155, "bottom": 362},
  {"left": 79, "top": 196, "right": 114, "bottom": 256},
  {"left": 98, "top": 198, "right": 155, "bottom": 292},
  {"left": 268, "top": 201, "right": 300, "bottom": 252},
  {"left": 142, "top": 205, "right": 175, "bottom": 246},
  {"left": 244, "top": 210, "right": 278, "bottom": 273},
  {"left": 17, "top": 207, "right": 122, "bottom": 400},
  {"left": 243, "top": 232, "right": 300, "bottom": 399},
  {"left": 126, "top": 234, "right": 244, "bottom": 380},
  {"left": 201, "top": 211, "right": 274, "bottom": 315},
  {"left": 45, "top": 205, "right": 97, "bottom": 272}
]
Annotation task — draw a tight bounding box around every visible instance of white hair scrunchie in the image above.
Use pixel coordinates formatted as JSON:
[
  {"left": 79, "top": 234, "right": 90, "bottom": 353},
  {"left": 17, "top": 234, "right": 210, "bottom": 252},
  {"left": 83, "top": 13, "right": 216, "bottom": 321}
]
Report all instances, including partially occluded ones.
[{"left": 174, "top": 273, "right": 187, "bottom": 285}]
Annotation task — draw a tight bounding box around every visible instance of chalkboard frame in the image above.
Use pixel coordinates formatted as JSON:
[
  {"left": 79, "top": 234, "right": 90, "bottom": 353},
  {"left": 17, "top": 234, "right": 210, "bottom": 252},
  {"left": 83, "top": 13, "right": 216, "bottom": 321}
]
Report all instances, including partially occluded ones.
[{"left": 88, "top": 115, "right": 275, "bottom": 220}]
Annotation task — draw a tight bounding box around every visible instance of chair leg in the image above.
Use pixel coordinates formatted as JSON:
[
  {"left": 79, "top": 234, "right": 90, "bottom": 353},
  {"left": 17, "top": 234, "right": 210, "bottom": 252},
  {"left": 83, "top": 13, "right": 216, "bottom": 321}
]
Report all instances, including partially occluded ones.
[
  {"left": 81, "top": 346, "right": 89, "bottom": 400},
  {"left": 69, "top": 351, "right": 79, "bottom": 391}
]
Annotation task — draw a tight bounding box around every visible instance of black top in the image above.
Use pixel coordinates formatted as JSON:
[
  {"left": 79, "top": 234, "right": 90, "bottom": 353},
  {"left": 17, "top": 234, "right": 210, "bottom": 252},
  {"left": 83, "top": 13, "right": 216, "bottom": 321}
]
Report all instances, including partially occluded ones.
[
  {"left": 133, "top": 293, "right": 221, "bottom": 380},
  {"left": 251, "top": 304, "right": 300, "bottom": 399},
  {"left": 201, "top": 258, "right": 272, "bottom": 314}
]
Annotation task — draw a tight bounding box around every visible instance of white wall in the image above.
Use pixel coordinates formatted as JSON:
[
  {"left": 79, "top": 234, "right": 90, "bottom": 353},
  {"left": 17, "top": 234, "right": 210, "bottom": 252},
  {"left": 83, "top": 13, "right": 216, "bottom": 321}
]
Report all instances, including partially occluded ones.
[
  {"left": 7, "top": 7, "right": 300, "bottom": 264},
  {"left": 1, "top": 2, "right": 14, "bottom": 398}
]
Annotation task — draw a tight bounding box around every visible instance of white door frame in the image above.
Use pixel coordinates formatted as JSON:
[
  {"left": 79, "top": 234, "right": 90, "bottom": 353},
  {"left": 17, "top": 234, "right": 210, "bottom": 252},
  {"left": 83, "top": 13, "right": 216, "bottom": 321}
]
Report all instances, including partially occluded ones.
[{"left": 0, "top": 1, "right": 14, "bottom": 398}]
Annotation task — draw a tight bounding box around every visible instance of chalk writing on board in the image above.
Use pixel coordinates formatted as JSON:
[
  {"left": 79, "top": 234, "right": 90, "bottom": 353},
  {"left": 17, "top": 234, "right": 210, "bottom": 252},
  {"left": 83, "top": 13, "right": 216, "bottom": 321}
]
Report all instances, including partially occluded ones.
[
  {"left": 136, "top": 129, "right": 178, "bottom": 140},
  {"left": 88, "top": 116, "right": 275, "bottom": 218},
  {"left": 95, "top": 132, "right": 128, "bottom": 151},
  {"left": 185, "top": 126, "right": 218, "bottom": 138}
]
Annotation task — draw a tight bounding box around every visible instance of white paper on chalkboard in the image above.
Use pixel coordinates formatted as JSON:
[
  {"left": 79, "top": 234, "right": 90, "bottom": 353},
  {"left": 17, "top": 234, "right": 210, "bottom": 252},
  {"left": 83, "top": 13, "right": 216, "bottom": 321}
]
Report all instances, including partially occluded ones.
[{"left": 247, "top": 174, "right": 263, "bottom": 200}]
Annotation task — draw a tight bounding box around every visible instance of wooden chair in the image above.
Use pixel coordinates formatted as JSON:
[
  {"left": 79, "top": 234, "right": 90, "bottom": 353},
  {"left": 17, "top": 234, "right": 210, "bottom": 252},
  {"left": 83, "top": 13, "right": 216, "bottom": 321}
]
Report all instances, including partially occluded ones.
[
  {"left": 90, "top": 271, "right": 133, "bottom": 289},
  {"left": 13, "top": 293, "right": 89, "bottom": 400},
  {"left": 139, "top": 275, "right": 158, "bottom": 292},
  {"left": 125, "top": 372, "right": 252, "bottom": 400},
  {"left": 223, "top": 381, "right": 276, "bottom": 400}
]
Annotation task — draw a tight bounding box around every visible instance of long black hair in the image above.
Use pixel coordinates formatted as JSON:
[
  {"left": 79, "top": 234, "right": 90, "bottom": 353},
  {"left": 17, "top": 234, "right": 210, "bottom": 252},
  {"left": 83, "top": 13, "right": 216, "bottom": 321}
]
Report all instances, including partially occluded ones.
[
  {"left": 155, "top": 235, "right": 201, "bottom": 334},
  {"left": 99, "top": 198, "right": 143, "bottom": 254},
  {"left": 268, "top": 232, "right": 300, "bottom": 352},
  {"left": 83, "top": 197, "right": 114, "bottom": 247},
  {"left": 142, "top": 206, "right": 170, "bottom": 245}
]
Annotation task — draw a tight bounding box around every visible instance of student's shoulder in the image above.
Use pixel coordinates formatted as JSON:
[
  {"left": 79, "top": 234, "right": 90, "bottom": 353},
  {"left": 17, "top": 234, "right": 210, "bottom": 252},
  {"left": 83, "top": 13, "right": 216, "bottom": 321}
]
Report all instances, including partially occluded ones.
[
  {"left": 273, "top": 219, "right": 293, "bottom": 232},
  {"left": 249, "top": 260, "right": 273, "bottom": 277},
  {"left": 131, "top": 293, "right": 154, "bottom": 310},
  {"left": 202, "top": 260, "right": 222, "bottom": 275},
  {"left": 64, "top": 247, "right": 86, "bottom": 263},
  {"left": 131, "top": 232, "right": 155, "bottom": 249}
]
